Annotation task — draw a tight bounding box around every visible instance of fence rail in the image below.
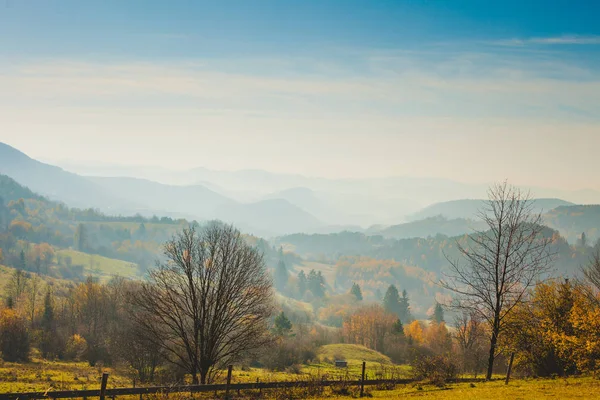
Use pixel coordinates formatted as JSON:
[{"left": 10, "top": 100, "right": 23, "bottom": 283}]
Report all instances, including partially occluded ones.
[{"left": 0, "top": 364, "right": 484, "bottom": 400}]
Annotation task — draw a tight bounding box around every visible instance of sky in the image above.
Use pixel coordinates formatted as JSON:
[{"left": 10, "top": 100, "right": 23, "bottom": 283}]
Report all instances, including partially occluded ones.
[{"left": 0, "top": 0, "right": 599, "bottom": 190}]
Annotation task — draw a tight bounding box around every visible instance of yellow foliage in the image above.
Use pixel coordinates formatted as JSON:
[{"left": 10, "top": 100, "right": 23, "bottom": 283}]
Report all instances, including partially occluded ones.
[{"left": 405, "top": 320, "right": 424, "bottom": 344}]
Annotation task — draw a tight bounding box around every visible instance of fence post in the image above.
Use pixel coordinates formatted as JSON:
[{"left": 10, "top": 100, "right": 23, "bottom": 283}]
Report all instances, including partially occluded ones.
[
  {"left": 99, "top": 373, "right": 109, "bottom": 400},
  {"left": 505, "top": 352, "right": 515, "bottom": 385},
  {"left": 225, "top": 365, "right": 233, "bottom": 400},
  {"left": 360, "top": 361, "right": 366, "bottom": 397}
]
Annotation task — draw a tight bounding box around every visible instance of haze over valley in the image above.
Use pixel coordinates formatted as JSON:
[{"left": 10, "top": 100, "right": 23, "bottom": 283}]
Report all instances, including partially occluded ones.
[{"left": 1, "top": 1, "right": 600, "bottom": 397}]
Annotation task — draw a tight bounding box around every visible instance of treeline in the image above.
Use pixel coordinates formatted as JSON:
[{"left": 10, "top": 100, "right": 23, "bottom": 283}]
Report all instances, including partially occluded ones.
[{"left": 276, "top": 227, "right": 596, "bottom": 277}]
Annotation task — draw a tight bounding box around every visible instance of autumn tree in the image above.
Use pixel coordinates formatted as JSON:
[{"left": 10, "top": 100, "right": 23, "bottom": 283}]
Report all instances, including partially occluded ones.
[
  {"left": 454, "top": 311, "right": 487, "bottom": 376},
  {"left": 442, "top": 182, "right": 554, "bottom": 380},
  {"left": 129, "top": 224, "right": 274, "bottom": 384},
  {"left": 343, "top": 305, "right": 396, "bottom": 352},
  {"left": 424, "top": 322, "right": 452, "bottom": 354},
  {"left": 404, "top": 320, "right": 424, "bottom": 345},
  {"left": 0, "top": 308, "right": 30, "bottom": 362}
]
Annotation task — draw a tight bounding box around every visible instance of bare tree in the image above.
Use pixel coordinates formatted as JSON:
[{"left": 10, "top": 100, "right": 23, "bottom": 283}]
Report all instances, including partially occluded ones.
[
  {"left": 453, "top": 311, "right": 487, "bottom": 377},
  {"left": 129, "top": 223, "right": 274, "bottom": 384},
  {"left": 581, "top": 247, "right": 600, "bottom": 302},
  {"left": 441, "top": 182, "right": 554, "bottom": 380}
]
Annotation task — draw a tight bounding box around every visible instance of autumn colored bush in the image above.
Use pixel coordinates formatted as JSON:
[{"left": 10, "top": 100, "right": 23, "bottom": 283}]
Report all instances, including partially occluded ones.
[{"left": 0, "top": 308, "right": 30, "bottom": 362}]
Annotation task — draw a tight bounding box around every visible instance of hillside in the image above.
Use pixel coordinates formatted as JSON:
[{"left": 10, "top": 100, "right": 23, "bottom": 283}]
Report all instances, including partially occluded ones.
[
  {"left": 88, "top": 176, "right": 235, "bottom": 220},
  {"left": 316, "top": 344, "right": 392, "bottom": 365},
  {"left": 0, "top": 143, "right": 134, "bottom": 212},
  {"left": 375, "top": 216, "right": 486, "bottom": 239},
  {"left": 544, "top": 205, "right": 600, "bottom": 244},
  {"left": 0, "top": 143, "right": 324, "bottom": 235},
  {"left": 410, "top": 198, "right": 574, "bottom": 220}
]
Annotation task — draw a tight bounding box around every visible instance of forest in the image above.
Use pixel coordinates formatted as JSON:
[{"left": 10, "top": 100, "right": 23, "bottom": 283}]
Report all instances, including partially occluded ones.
[{"left": 1, "top": 173, "right": 600, "bottom": 399}]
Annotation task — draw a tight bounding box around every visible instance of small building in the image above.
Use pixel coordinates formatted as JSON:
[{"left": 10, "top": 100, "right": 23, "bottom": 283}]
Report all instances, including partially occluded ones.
[{"left": 335, "top": 360, "right": 348, "bottom": 368}]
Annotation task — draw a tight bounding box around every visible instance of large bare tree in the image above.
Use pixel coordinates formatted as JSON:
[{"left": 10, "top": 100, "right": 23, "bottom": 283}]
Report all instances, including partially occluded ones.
[
  {"left": 130, "top": 223, "right": 274, "bottom": 384},
  {"left": 441, "top": 182, "right": 554, "bottom": 380}
]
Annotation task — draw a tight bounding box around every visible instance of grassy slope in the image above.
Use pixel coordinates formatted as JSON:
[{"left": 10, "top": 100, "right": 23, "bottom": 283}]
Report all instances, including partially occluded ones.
[
  {"left": 0, "top": 356, "right": 132, "bottom": 393},
  {"left": 342, "top": 377, "right": 600, "bottom": 399},
  {"left": 55, "top": 249, "right": 138, "bottom": 280},
  {"left": 0, "top": 265, "right": 76, "bottom": 300},
  {"left": 295, "top": 261, "right": 337, "bottom": 287},
  {"left": 316, "top": 344, "right": 391, "bottom": 364}
]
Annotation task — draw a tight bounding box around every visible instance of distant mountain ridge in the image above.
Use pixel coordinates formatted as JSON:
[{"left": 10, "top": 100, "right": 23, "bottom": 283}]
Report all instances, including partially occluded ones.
[
  {"left": 410, "top": 198, "right": 575, "bottom": 221},
  {"left": 0, "top": 142, "right": 324, "bottom": 235}
]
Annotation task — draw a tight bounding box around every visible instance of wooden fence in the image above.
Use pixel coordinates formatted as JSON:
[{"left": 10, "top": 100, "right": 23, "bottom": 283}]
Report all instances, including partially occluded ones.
[{"left": 0, "top": 363, "right": 482, "bottom": 400}]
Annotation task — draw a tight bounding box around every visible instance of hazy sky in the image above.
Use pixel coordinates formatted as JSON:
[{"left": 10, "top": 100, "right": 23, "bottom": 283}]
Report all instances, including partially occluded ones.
[{"left": 1, "top": 1, "right": 599, "bottom": 189}]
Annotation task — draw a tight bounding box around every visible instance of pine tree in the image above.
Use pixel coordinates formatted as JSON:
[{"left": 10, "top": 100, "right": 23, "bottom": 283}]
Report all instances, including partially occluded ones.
[
  {"left": 581, "top": 232, "right": 587, "bottom": 248},
  {"left": 308, "top": 269, "right": 325, "bottom": 298},
  {"left": 40, "top": 288, "right": 57, "bottom": 358},
  {"left": 392, "top": 318, "right": 404, "bottom": 335},
  {"left": 274, "top": 260, "right": 289, "bottom": 292},
  {"left": 298, "top": 270, "right": 307, "bottom": 297},
  {"left": 18, "top": 250, "right": 26, "bottom": 270},
  {"left": 431, "top": 302, "right": 445, "bottom": 323},
  {"left": 350, "top": 283, "right": 363, "bottom": 301},
  {"left": 273, "top": 311, "right": 292, "bottom": 336},
  {"left": 399, "top": 290, "right": 412, "bottom": 323},
  {"left": 383, "top": 285, "right": 401, "bottom": 316},
  {"left": 75, "top": 223, "right": 87, "bottom": 251}
]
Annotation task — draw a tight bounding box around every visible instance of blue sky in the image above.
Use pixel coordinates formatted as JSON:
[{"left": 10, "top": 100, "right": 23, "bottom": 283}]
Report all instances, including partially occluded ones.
[{"left": 0, "top": 1, "right": 599, "bottom": 189}]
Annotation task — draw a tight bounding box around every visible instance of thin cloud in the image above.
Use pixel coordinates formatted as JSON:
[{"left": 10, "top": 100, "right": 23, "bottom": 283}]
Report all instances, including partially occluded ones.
[{"left": 492, "top": 35, "right": 600, "bottom": 46}]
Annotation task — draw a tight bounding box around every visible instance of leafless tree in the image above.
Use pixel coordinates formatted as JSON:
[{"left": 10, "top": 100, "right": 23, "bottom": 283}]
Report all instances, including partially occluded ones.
[
  {"left": 129, "top": 223, "right": 274, "bottom": 384},
  {"left": 453, "top": 311, "right": 487, "bottom": 377},
  {"left": 581, "top": 247, "right": 600, "bottom": 302},
  {"left": 441, "top": 182, "right": 554, "bottom": 380}
]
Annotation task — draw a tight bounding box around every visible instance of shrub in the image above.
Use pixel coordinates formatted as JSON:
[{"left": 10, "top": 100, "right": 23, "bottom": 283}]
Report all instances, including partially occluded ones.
[
  {"left": 411, "top": 354, "right": 458, "bottom": 386},
  {"left": 0, "top": 308, "right": 30, "bottom": 362},
  {"left": 64, "top": 334, "right": 87, "bottom": 361}
]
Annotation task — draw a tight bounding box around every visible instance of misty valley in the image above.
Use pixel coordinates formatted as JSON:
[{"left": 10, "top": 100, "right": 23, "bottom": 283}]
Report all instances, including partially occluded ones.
[{"left": 1, "top": 141, "right": 600, "bottom": 399}]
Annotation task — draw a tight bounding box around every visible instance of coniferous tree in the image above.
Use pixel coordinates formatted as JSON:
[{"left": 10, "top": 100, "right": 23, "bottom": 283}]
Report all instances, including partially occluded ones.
[
  {"left": 297, "top": 270, "right": 307, "bottom": 297},
  {"left": 399, "top": 289, "right": 412, "bottom": 323},
  {"left": 273, "top": 311, "right": 292, "bottom": 336},
  {"left": 75, "top": 223, "right": 87, "bottom": 251},
  {"left": 350, "top": 282, "right": 363, "bottom": 301},
  {"left": 431, "top": 302, "right": 445, "bottom": 323},
  {"left": 274, "top": 260, "right": 289, "bottom": 292},
  {"left": 392, "top": 318, "right": 404, "bottom": 335},
  {"left": 308, "top": 269, "right": 325, "bottom": 298},
  {"left": 18, "top": 250, "right": 26, "bottom": 270},
  {"left": 383, "top": 284, "right": 401, "bottom": 316},
  {"left": 40, "top": 288, "right": 58, "bottom": 358}
]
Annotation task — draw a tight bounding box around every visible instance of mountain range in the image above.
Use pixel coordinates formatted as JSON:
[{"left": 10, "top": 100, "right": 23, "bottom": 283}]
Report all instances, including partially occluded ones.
[{"left": 3, "top": 141, "right": 600, "bottom": 237}]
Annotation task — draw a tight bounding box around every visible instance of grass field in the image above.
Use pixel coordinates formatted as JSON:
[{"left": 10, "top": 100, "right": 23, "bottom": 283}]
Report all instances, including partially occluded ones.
[
  {"left": 55, "top": 249, "right": 139, "bottom": 280},
  {"left": 295, "top": 261, "right": 337, "bottom": 286},
  {"left": 344, "top": 377, "right": 600, "bottom": 399},
  {"left": 0, "top": 356, "right": 132, "bottom": 393},
  {"left": 1, "top": 355, "right": 599, "bottom": 399}
]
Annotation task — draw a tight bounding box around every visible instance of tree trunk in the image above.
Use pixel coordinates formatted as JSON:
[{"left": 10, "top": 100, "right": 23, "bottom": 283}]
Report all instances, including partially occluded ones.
[
  {"left": 191, "top": 373, "right": 199, "bottom": 385},
  {"left": 200, "top": 370, "right": 208, "bottom": 384},
  {"left": 486, "top": 330, "right": 498, "bottom": 380}
]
